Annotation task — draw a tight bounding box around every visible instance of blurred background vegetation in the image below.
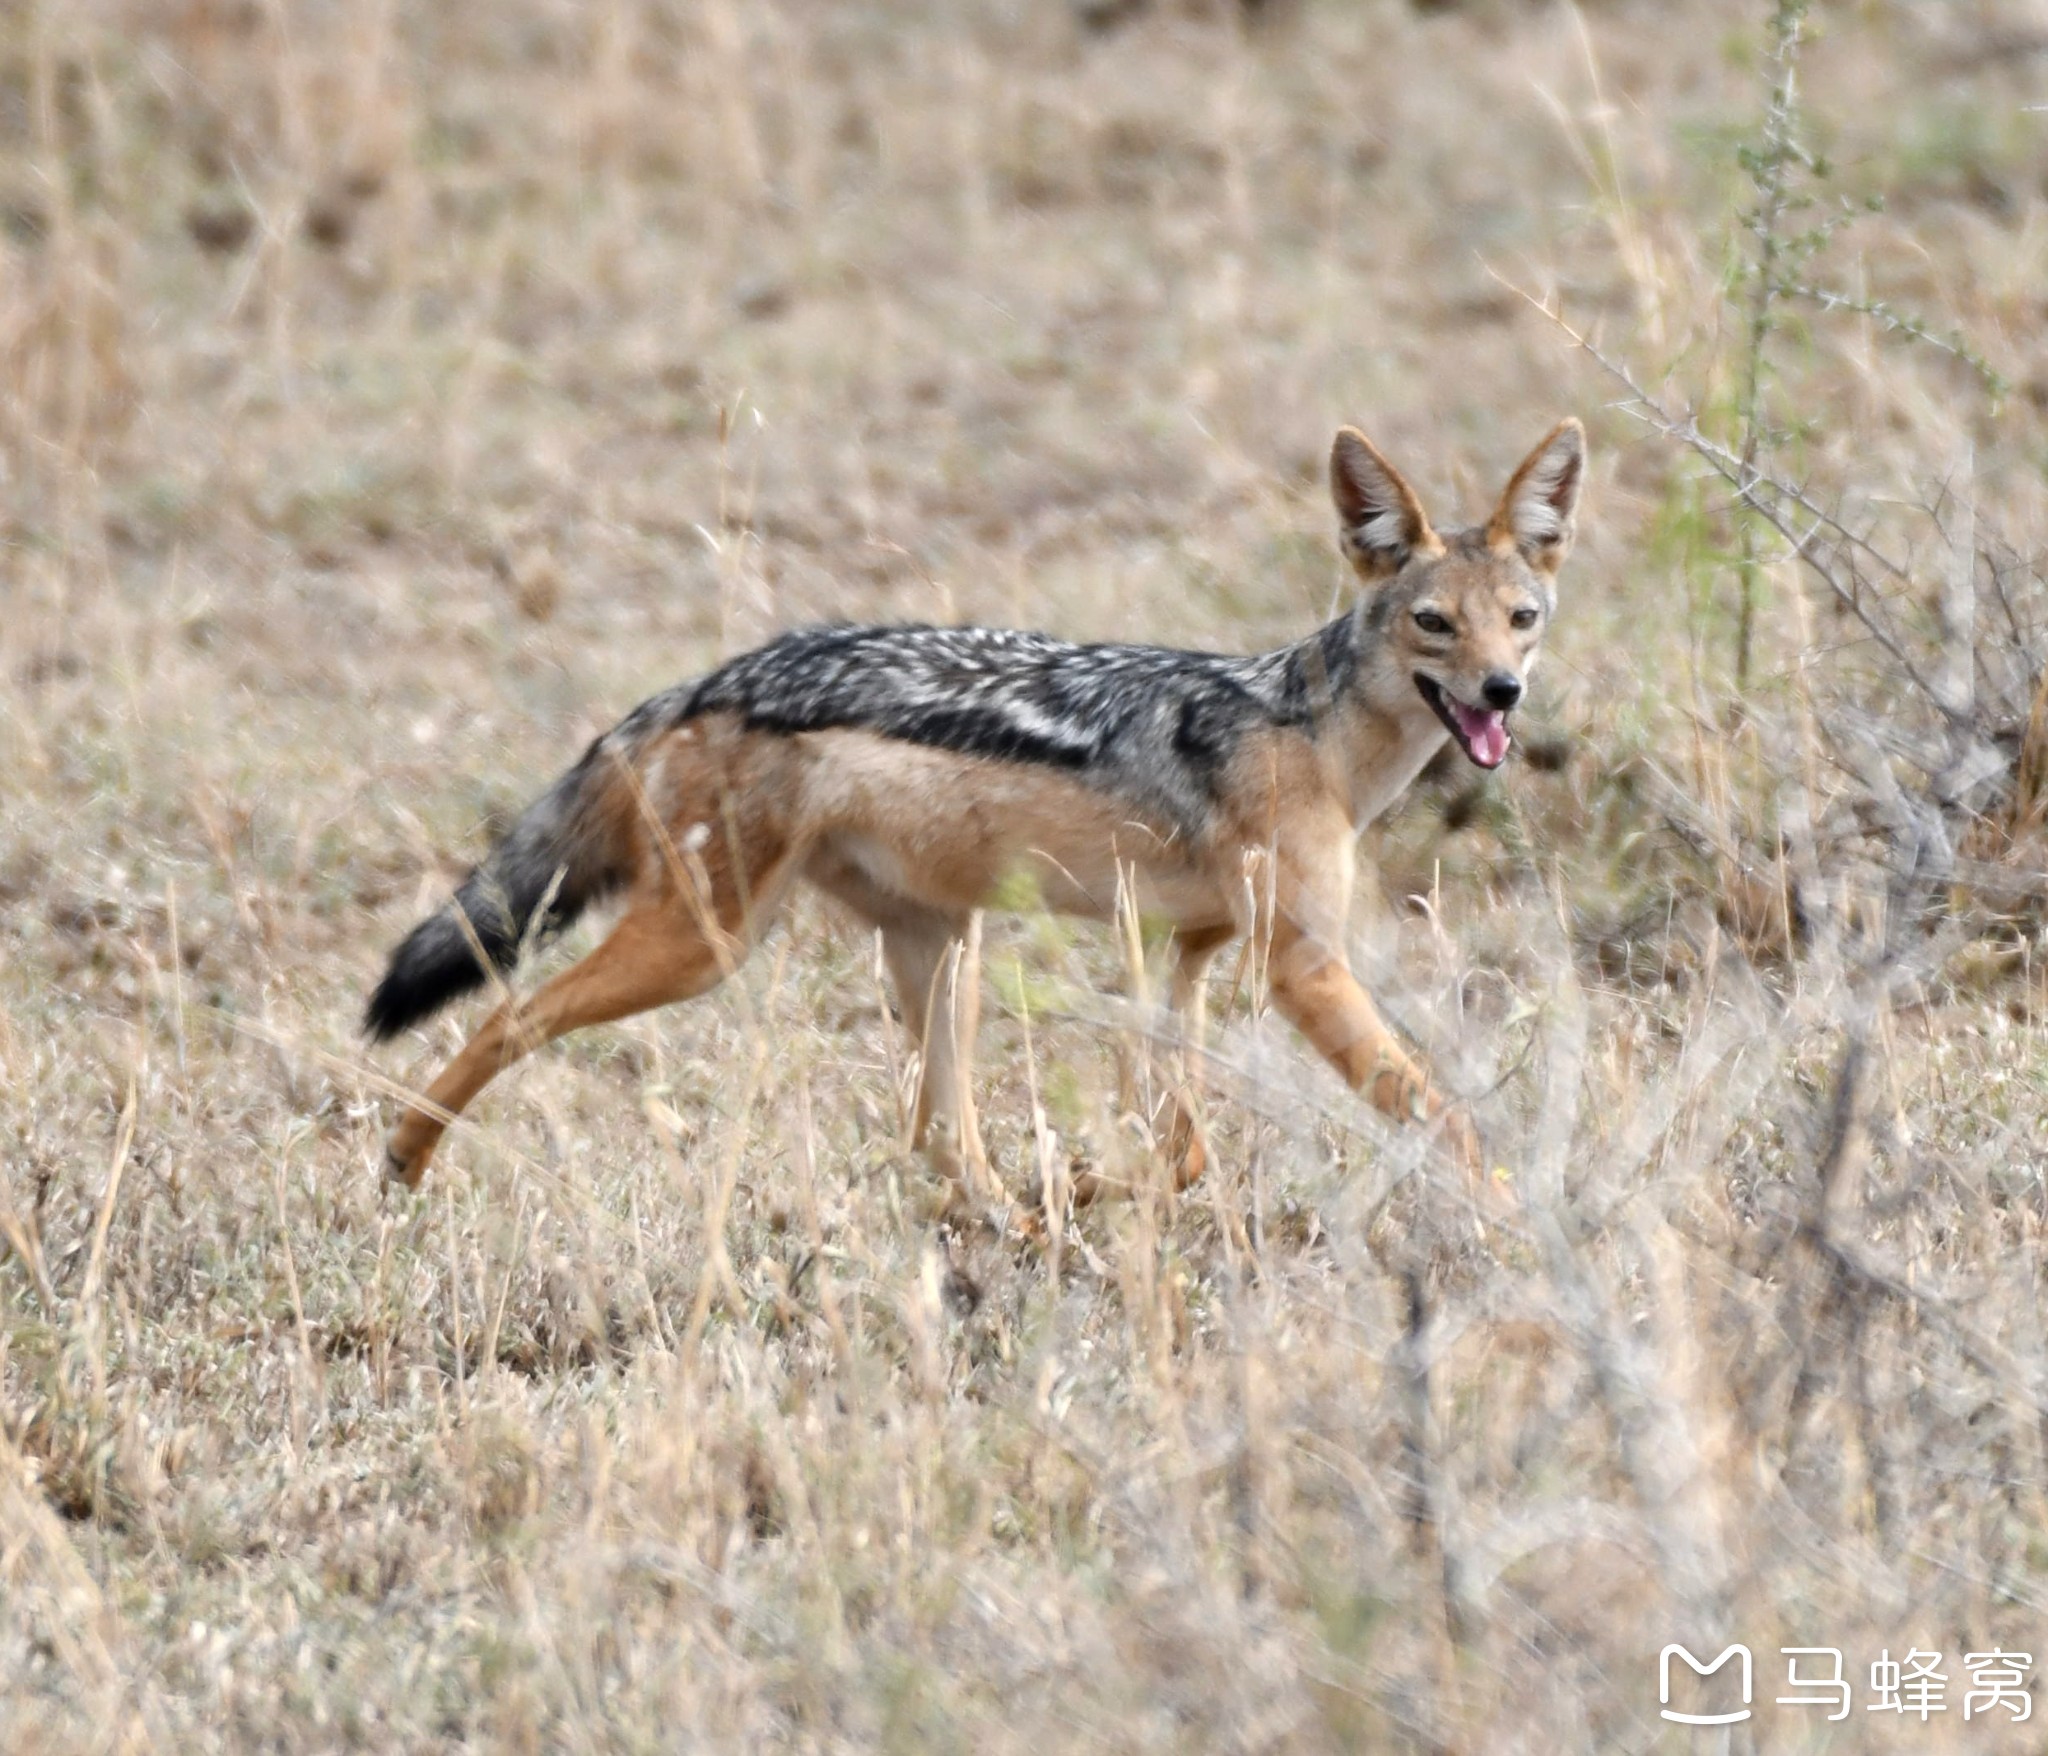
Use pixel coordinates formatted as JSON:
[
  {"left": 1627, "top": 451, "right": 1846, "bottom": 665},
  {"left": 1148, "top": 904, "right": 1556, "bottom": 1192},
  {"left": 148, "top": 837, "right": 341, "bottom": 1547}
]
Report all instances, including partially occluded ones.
[{"left": 4, "top": 1, "right": 2047, "bottom": 1749}]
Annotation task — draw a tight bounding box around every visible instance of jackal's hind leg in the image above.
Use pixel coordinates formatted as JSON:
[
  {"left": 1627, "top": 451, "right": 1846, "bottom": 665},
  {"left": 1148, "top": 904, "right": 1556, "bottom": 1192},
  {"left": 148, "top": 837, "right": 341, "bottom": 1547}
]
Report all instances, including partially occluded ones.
[
  {"left": 1065, "top": 922, "right": 1236, "bottom": 1210},
  {"left": 384, "top": 885, "right": 769, "bottom": 1189},
  {"left": 1162, "top": 923, "right": 1235, "bottom": 1191},
  {"left": 880, "top": 910, "right": 990, "bottom": 1202}
]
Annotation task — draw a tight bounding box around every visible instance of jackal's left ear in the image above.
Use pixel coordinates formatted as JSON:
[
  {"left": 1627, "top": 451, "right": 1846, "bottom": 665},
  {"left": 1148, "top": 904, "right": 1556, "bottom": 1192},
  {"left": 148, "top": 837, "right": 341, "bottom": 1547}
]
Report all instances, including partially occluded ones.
[
  {"left": 1331, "top": 428, "right": 1435, "bottom": 579},
  {"left": 1488, "top": 418, "right": 1586, "bottom": 575}
]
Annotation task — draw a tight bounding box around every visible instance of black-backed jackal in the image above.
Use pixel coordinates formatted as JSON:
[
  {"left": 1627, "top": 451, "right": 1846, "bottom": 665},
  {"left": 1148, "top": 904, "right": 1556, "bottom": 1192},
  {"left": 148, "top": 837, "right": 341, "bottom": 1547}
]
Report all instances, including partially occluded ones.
[{"left": 367, "top": 419, "right": 1585, "bottom": 1202}]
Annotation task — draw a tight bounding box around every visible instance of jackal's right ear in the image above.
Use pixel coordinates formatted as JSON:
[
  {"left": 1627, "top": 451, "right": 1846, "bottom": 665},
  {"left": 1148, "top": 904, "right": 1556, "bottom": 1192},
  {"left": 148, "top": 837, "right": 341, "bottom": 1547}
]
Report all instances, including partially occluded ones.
[
  {"left": 1330, "top": 428, "right": 1435, "bottom": 579},
  {"left": 1488, "top": 417, "right": 1586, "bottom": 575}
]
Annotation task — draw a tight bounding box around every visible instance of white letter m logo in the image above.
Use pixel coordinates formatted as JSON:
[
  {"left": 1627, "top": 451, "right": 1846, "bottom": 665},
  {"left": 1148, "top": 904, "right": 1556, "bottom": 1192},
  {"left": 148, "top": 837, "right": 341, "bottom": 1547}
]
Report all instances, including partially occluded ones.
[{"left": 1660, "top": 1644, "right": 1753, "bottom": 1725}]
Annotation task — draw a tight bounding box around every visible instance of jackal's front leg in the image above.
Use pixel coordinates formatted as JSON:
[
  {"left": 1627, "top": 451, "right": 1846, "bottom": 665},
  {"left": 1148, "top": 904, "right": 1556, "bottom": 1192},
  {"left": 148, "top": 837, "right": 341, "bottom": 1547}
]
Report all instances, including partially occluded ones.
[
  {"left": 880, "top": 911, "right": 991, "bottom": 1205},
  {"left": 1266, "top": 918, "right": 1481, "bottom": 1173}
]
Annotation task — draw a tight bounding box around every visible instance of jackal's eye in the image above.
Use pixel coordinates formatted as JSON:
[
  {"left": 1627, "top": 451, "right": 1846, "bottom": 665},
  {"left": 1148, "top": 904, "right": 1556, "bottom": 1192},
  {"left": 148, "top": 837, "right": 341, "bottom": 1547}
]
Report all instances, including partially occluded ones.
[
  {"left": 1412, "top": 610, "right": 1453, "bottom": 636},
  {"left": 1510, "top": 606, "right": 1540, "bottom": 630}
]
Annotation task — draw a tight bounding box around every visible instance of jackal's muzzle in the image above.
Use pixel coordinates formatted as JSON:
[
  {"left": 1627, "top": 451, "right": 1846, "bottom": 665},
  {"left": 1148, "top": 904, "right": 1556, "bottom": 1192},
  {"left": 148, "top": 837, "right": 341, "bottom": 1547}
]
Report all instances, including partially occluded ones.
[{"left": 1415, "top": 675, "right": 1512, "bottom": 770}]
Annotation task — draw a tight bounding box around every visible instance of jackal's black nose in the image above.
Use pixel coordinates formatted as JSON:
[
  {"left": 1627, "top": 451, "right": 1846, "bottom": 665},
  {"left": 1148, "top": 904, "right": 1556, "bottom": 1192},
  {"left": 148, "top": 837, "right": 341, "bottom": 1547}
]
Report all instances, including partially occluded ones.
[{"left": 1482, "top": 673, "right": 1523, "bottom": 711}]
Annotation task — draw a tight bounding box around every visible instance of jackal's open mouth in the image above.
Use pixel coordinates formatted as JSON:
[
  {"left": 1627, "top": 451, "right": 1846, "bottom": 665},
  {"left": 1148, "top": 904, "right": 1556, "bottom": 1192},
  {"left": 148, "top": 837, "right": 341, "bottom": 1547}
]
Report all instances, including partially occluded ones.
[{"left": 1415, "top": 675, "right": 1511, "bottom": 770}]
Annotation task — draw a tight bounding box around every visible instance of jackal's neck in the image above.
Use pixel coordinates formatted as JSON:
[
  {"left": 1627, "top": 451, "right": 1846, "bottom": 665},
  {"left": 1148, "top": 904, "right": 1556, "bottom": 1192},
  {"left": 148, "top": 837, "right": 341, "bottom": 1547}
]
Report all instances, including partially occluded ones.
[
  {"left": 1251, "top": 612, "right": 1360, "bottom": 724},
  {"left": 1267, "top": 610, "right": 1448, "bottom": 827}
]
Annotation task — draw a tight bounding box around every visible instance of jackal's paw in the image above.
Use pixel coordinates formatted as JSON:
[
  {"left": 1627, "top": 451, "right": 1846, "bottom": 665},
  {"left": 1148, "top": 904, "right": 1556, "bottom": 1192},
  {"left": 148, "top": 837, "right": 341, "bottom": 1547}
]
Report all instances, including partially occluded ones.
[
  {"left": 1022, "top": 1152, "right": 1115, "bottom": 1220},
  {"left": 383, "top": 1138, "right": 432, "bottom": 1190},
  {"left": 1009, "top": 1162, "right": 1096, "bottom": 1249},
  {"left": 996, "top": 1194, "right": 1053, "bottom": 1251},
  {"left": 1431, "top": 1103, "right": 1484, "bottom": 1178},
  {"left": 912, "top": 1166, "right": 1008, "bottom": 1236}
]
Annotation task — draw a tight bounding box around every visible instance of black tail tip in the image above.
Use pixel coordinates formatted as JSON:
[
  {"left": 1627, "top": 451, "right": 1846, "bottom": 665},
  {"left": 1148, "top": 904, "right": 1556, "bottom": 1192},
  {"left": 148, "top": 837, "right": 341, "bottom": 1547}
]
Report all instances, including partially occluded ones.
[
  {"left": 363, "top": 916, "right": 492, "bottom": 1041},
  {"left": 363, "top": 973, "right": 423, "bottom": 1042}
]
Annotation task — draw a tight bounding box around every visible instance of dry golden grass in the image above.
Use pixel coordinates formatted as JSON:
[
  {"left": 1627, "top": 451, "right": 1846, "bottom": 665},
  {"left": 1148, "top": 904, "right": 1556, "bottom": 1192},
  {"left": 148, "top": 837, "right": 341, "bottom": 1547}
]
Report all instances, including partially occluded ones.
[{"left": 5, "top": 0, "right": 2048, "bottom": 1749}]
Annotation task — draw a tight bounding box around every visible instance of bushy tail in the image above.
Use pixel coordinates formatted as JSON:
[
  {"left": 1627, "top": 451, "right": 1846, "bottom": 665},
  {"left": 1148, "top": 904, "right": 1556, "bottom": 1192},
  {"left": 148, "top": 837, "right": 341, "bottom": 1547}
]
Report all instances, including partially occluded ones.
[{"left": 365, "top": 741, "right": 631, "bottom": 1041}]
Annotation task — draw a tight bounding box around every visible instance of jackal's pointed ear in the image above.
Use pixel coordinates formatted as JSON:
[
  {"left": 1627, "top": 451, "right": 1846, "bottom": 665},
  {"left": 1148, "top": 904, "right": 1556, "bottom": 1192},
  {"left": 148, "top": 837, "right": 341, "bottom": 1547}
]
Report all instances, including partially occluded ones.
[
  {"left": 1331, "top": 427, "right": 1435, "bottom": 580},
  {"left": 1488, "top": 418, "right": 1586, "bottom": 575}
]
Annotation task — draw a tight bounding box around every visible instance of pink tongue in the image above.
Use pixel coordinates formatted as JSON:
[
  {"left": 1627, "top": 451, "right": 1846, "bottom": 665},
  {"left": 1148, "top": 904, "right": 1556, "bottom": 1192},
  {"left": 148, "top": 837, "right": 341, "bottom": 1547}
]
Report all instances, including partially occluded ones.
[{"left": 1451, "top": 700, "right": 1510, "bottom": 768}]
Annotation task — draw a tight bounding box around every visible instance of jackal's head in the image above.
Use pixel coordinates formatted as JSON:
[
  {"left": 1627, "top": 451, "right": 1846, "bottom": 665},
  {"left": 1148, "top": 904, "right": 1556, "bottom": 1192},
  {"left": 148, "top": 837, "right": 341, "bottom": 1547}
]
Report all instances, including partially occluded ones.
[{"left": 1331, "top": 418, "right": 1585, "bottom": 770}]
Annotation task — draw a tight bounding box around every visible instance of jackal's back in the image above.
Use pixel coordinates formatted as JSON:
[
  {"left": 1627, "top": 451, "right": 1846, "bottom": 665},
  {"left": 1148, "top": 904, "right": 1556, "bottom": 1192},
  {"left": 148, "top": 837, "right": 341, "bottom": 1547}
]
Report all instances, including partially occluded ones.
[{"left": 628, "top": 619, "right": 1361, "bottom": 837}]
